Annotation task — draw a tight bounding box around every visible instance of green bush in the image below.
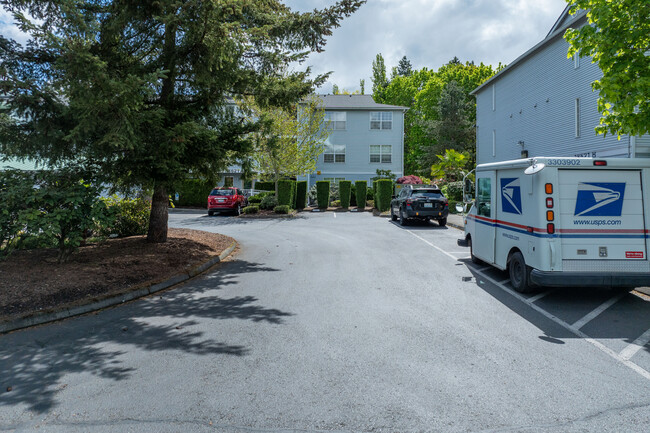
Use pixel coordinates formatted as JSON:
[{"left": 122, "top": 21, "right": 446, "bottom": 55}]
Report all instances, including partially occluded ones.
[
  {"left": 295, "top": 181, "right": 308, "bottom": 209},
  {"left": 247, "top": 195, "right": 263, "bottom": 204},
  {"left": 274, "top": 205, "right": 290, "bottom": 214},
  {"left": 291, "top": 180, "right": 297, "bottom": 209},
  {"left": 260, "top": 195, "right": 278, "bottom": 210},
  {"left": 331, "top": 200, "right": 341, "bottom": 207},
  {"left": 243, "top": 205, "right": 259, "bottom": 214},
  {"left": 376, "top": 179, "right": 393, "bottom": 212},
  {"left": 101, "top": 195, "right": 150, "bottom": 237},
  {"left": 277, "top": 180, "right": 293, "bottom": 206},
  {"left": 355, "top": 181, "right": 367, "bottom": 209},
  {"left": 350, "top": 188, "right": 357, "bottom": 207},
  {"left": 255, "top": 181, "right": 275, "bottom": 191},
  {"left": 316, "top": 181, "right": 330, "bottom": 209},
  {"left": 372, "top": 180, "right": 378, "bottom": 208},
  {"left": 445, "top": 181, "right": 464, "bottom": 201},
  {"left": 339, "top": 180, "right": 352, "bottom": 209},
  {"left": 175, "top": 178, "right": 214, "bottom": 207},
  {"left": 0, "top": 170, "right": 37, "bottom": 259}
]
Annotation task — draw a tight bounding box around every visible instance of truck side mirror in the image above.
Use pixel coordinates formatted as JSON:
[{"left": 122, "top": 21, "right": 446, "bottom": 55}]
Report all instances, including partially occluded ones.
[
  {"left": 464, "top": 194, "right": 473, "bottom": 203},
  {"left": 455, "top": 203, "right": 465, "bottom": 213},
  {"left": 465, "top": 178, "right": 473, "bottom": 194}
]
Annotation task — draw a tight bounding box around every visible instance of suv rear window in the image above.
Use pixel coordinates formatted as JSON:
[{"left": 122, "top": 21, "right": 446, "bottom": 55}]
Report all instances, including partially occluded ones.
[
  {"left": 210, "top": 189, "right": 235, "bottom": 196},
  {"left": 411, "top": 190, "right": 443, "bottom": 198}
]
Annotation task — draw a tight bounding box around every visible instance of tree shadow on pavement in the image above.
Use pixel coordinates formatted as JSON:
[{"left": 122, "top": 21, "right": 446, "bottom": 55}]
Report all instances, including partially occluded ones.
[{"left": 0, "top": 259, "right": 290, "bottom": 414}]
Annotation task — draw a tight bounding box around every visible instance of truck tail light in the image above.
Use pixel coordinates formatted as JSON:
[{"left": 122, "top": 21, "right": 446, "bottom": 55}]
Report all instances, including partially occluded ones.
[
  {"left": 594, "top": 160, "right": 607, "bottom": 166},
  {"left": 546, "top": 198, "right": 554, "bottom": 208},
  {"left": 546, "top": 210, "right": 554, "bottom": 221},
  {"left": 545, "top": 183, "right": 553, "bottom": 194},
  {"left": 547, "top": 223, "right": 555, "bottom": 234}
]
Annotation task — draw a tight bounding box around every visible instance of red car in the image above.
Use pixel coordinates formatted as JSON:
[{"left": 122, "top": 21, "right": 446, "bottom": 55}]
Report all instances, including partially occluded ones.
[{"left": 207, "top": 187, "right": 247, "bottom": 216}]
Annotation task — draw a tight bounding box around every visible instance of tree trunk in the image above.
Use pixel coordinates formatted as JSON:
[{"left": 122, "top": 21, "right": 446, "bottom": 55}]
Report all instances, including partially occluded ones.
[{"left": 147, "top": 183, "right": 168, "bottom": 243}]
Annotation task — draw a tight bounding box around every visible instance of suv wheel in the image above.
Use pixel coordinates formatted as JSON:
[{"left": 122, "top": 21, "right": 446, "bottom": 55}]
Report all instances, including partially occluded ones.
[
  {"left": 438, "top": 217, "right": 447, "bottom": 227},
  {"left": 234, "top": 204, "right": 241, "bottom": 216},
  {"left": 208, "top": 211, "right": 214, "bottom": 216},
  {"left": 399, "top": 207, "right": 408, "bottom": 226},
  {"left": 391, "top": 206, "right": 398, "bottom": 221}
]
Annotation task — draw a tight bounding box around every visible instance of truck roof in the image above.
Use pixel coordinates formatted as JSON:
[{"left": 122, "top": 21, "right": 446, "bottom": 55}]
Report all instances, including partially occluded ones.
[{"left": 477, "top": 157, "right": 650, "bottom": 172}]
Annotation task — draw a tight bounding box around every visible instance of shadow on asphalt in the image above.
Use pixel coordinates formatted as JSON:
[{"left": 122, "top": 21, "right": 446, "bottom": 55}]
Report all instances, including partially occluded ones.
[
  {"left": 0, "top": 259, "right": 291, "bottom": 414},
  {"left": 459, "top": 259, "right": 650, "bottom": 358},
  {"left": 387, "top": 219, "right": 449, "bottom": 231},
  {"left": 173, "top": 213, "right": 307, "bottom": 227}
]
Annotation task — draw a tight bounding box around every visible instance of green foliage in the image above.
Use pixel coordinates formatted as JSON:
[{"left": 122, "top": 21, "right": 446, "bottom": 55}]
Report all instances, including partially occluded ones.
[
  {"left": 0, "top": 170, "right": 39, "bottom": 258},
  {"left": 316, "top": 181, "right": 330, "bottom": 209},
  {"left": 372, "top": 53, "right": 388, "bottom": 97},
  {"left": 564, "top": 0, "right": 650, "bottom": 136},
  {"left": 260, "top": 195, "right": 279, "bottom": 210},
  {"left": 175, "top": 179, "right": 214, "bottom": 207},
  {"left": 100, "top": 196, "right": 151, "bottom": 237},
  {"left": 331, "top": 200, "right": 341, "bottom": 207},
  {"left": 277, "top": 180, "right": 293, "bottom": 207},
  {"left": 0, "top": 0, "right": 365, "bottom": 242},
  {"left": 443, "top": 181, "right": 464, "bottom": 201},
  {"left": 247, "top": 195, "right": 263, "bottom": 204},
  {"left": 376, "top": 179, "right": 393, "bottom": 212},
  {"left": 295, "top": 181, "right": 308, "bottom": 209},
  {"left": 339, "top": 180, "right": 352, "bottom": 209},
  {"left": 255, "top": 182, "right": 276, "bottom": 192},
  {"left": 273, "top": 205, "right": 291, "bottom": 214},
  {"left": 243, "top": 205, "right": 259, "bottom": 214},
  {"left": 354, "top": 181, "right": 367, "bottom": 209},
  {"left": 397, "top": 56, "right": 413, "bottom": 77},
  {"left": 372, "top": 180, "right": 379, "bottom": 207},
  {"left": 430, "top": 149, "right": 470, "bottom": 182},
  {"left": 291, "top": 180, "right": 297, "bottom": 209},
  {"left": 371, "top": 169, "right": 396, "bottom": 182}
]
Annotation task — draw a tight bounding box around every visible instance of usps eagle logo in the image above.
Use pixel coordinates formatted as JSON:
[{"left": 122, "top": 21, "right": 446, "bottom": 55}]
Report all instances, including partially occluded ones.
[
  {"left": 574, "top": 182, "right": 626, "bottom": 216},
  {"left": 501, "top": 177, "right": 522, "bottom": 215}
]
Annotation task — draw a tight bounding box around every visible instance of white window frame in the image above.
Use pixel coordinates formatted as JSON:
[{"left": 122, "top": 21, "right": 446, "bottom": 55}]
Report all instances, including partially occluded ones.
[
  {"left": 370, "top": 145, "right": 392, "bottom": 163},
  {"left": 370, "top": 112, "right": 392, "bottom": 130},
  {"left": 323, "top": 177, "right": 345, "bottom": 185},
  {"left": 325, "top": 111, "right": 346, "bottom": 130},
  {"left": 323, "top": 143, "right": 346, "bottom": 163},
  {"left": 575, "top": 98, "right": 580, "bottom": 138}
]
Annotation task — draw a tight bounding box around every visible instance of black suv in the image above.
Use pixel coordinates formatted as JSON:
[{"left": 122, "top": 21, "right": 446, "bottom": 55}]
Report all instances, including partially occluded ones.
[{"left": 390, "top": 185, "right": 449, "bottom": 226}]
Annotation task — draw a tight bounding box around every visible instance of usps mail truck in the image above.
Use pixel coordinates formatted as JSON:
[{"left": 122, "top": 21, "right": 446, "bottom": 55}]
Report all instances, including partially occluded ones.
[{"left": 460, "top": 157, "right": 650, "bottom": 293}]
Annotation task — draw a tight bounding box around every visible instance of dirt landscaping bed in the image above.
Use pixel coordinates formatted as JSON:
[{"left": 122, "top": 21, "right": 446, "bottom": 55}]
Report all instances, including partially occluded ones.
[{"left": 0, "top": 228, "right": 234, "bottom": 323}]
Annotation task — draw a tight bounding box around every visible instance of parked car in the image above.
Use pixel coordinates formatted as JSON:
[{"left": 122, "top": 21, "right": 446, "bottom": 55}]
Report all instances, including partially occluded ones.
[
  {"left": 390, "top": 185, "right": 449, "bottom": 226},
  {"left": 207, "top": 187, "right": 247, "bottom": 216}
]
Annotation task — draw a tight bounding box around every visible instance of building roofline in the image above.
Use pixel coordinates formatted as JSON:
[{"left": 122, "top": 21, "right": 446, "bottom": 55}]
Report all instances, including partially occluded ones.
[{"left": 470, "top": 9, "right": 587, "bottom": 96}]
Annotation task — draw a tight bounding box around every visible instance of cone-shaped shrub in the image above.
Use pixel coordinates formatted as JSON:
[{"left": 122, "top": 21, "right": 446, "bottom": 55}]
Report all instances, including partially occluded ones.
[
  {"left": 254, "top": 181, "right": 275, "bottom": 191},
  {"left": 339, "top": 180, "right": 352, "bottom": 209},
  {"left": 291, "top": 180, "right": 297, "bottom": 209},
  {"left": 277, "top": 180, "right": 293, "bottom": 206},
  {"left": 372, "top": 180, "right": 378, "bottom": 208},
  {"left": 376, "top": 179, "right": 393, "bottom": 212},
  {"left": 355, "top": 181, "right": 367, "bottom": 209},
  {"left": 296, "top": 181, "right": 308, "bottom": 209},
  {"left": 316, "top": 181, "right": 330, "bottom": 209}
]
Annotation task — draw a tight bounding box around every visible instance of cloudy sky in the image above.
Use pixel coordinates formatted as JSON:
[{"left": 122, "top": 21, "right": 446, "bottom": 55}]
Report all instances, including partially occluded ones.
[
  {"left": 0, "top": 0, "right": 570, "bottom": 94},
  {"left": 285, "top": 0, "right": 569, "bottom": 93}
]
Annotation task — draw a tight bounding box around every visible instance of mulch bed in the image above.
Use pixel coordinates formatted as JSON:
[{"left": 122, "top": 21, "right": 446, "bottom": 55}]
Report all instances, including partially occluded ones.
[{"left": 0, "top": 228, "right": 234, "bottom": 322}]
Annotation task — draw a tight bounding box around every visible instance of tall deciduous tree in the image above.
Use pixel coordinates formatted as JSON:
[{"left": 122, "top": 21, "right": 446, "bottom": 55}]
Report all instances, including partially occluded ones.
[
  {"left": 564, "top": 0, "right": 650, "bottom": 137},
  {"left": 0, "top": 0, "right": 365, "bottom": 242},
  {"left": 396, "top": 56, "right": 412, "bottom": 77},
  {"left": 371, "top": 53, "right": 388, "bottom": 98},
  {"left": 247, "top": 96, "right": 330, "bottom": 191}
]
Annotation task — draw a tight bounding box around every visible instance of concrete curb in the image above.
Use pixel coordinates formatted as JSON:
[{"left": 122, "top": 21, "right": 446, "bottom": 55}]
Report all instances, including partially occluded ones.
[{"left": 0, "top": 241, "right": 238, "bottom": 334}]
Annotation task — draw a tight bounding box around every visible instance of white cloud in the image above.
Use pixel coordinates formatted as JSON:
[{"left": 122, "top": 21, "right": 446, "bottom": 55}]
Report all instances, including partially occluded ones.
[{"left": 285, "top": 0, "right": 568, "bottom": 93}]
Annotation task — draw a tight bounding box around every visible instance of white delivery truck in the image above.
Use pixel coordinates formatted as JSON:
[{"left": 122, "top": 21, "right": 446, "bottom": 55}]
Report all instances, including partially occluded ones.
[{"left": 459, "top": 157, "right": 650, "bottom": 293}]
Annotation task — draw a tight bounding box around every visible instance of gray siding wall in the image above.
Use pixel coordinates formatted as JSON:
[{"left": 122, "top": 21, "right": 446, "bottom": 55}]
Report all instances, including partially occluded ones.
[
  {"left": 312, "top": 109, "right": 404, "bottom": 181},
  {"left": 475, "top": 30, "right": 641, "bottom": 164}
]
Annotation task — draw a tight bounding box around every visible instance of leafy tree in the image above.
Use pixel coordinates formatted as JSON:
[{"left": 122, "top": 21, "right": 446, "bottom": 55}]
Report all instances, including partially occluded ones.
[
  {"left": 246, "top": 96, "right": 330, "bottom": 192},
  {"left": 332, "top": 84, "right": 340, "bottom": 95},
  {"left": 430, "top": 149, "right": 470, "bottom": 182},
  {"left": 564, "top": 0, "right": 650, "bottom": 136},
  {"left": 371, "top": 53, "right": 388, "bottom": 98},
  {"left": 397, "top": 56, "right": 413, "bottom": 77},
  {"left": 360, "top": 79, "right": 365, "bottom": 95},
  {"left": 371, "top": 169, "right": 396, "bottom": 181},
  {"left": 0, "top": 0, "right": 365, "bottom": 242}
]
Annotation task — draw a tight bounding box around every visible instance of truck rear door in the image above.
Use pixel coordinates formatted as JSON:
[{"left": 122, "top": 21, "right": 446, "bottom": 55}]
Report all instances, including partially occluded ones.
[{"left": 558, "top": 169, "right": 647, "bottom": 263}]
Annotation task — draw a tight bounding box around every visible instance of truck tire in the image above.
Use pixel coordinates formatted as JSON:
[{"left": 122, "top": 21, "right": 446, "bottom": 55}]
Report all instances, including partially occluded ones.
[
  {"left": 208, "top": 211, "right": 214, "bottom": 216},
  {"left": 509, "top": 251, "right": 534, "bottom": 293},
  {"left": 438, "top": 217, "right": 447, "bottom": 227},
  {"left": 399, "top": 208, "right": 408, "bottom": 226},
  {"left": 391, "top": 206, "right": 398, "bottom": 221}
]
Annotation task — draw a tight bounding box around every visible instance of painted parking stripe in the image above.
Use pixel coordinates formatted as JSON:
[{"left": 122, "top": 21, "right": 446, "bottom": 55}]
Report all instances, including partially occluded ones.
[
  {"left": 528, "top": 290, "right": 554, "bottom": 303},
  {"left": 498, "top": 278, "right": 510, "bottom": 285},
  {"left": 571, "top": 293, "right": 627, "bottom": 330},
  {"left": 619, "top": 328, "right": 650, "bottom": 361},
  {"left": 406, "top": 230, "right": 458, "bottom": 261}
]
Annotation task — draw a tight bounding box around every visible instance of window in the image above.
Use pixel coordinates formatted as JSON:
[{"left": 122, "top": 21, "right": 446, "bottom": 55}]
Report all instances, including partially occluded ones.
[
  {"left": 370, "top": 145, "right": 392, "bottom": 163},
  {"left": 324, "top": 143, "right": 346, "bottom": 163},
  {"left": 477, "top": 177, "right": 491, "bottom": 218},
  {"left": 575, "top": 98, "right": 580, "bottom": 138},
  {"left": 370, "top": 112, "right": 392, "bottom": 130},
  {"left": 323, "top": 177, "right": 345, "bottom": 184},
  {"left": 325, "top": 111, "right": 346, "bottom": 130},
  {"left": 411, "top": 190, "right": 443, "bottom": 199}
]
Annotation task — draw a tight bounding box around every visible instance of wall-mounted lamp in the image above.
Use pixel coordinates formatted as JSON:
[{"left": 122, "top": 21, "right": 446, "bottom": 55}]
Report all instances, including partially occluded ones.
[{"left": 521, "top": 150, "right": 529, "bottom": 158}]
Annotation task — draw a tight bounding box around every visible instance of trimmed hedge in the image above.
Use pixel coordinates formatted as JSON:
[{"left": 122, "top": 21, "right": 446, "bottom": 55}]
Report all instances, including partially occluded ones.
[
  {"left": 295, "top": 181, "right": 307, "bottom": 209},
  {"left": 274, "top": 205, "right": 290, "bottom": 214},
  {"left": 339, "top": 180, "right": 352, "bottom": 209},
  {"left": 260, "top": 195, "right": 278, "bottom": 210},
  {"left": 247, "top": 195, "right": 262, "bottom": 204},
  {"left": 175, "top": 179, "right": 214, "bottom": 207},
  {"left": 376, "top": 179, "right": 393, "bottom": 212},
  {"left": 316, "top": 181, "right": 330, "bottom": 209},
  {"left": 243, "top": 205, "right": 259, "bottom": 214},
  {"left": 277, "top": 179, "right": 293, "bottom": 207},
  {"left": 291, "top": 181, "right": 297, "bottom": 209},
  {"left": 372, "top": 180, "right": 378, "bottom": 208},
  {"left": 255, "top": 181, "right": 275, "bottom": 191},
  {"left": 355, "top": 181, "right": 367, "bottom": 209}
]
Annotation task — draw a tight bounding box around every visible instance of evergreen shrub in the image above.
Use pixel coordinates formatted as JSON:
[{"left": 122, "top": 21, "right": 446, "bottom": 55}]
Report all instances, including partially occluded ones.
[
  {"left": 376, "top": 179, "right": 393, "bottom": 212},
  {"left": 247, "top": 195, "right": 263, "bottom": 204},
  {"left": 255, "top": 181, "right": 275, "bottom": 191},
  {"left": 175, "top": 179, "right": 214, "bottom": 207},
  {"left": 355, "top": 181, "right": 367, "bottom": 209},
  {"left": 243, "top": 205, "right": 259, "bottom": 214},
  {"left": 274, "top": 205, "right": 290, "bottom": 214},
  {"left": 295, "top": 181, "right": 308, "bottom": 209},
  {"left": 101, "top": 195, "right": 150, "bottom": 237},
  {"left": 316, "top": 181, "right": 330, "bottom": 209},
  {"left": 260, "top": 195, "right": 278, "bottom": 210},
  {"left": 339, "top": 180, "right": 352, "bottom": 208},
  {"left": 277, "top": 180, "right": 293, "bottom": 206}
]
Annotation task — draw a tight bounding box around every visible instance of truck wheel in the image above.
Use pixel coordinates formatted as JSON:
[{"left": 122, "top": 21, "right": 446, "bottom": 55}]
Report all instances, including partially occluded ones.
[
  {"left": 438, "top": 217, "right": 447, "bottom": 227},
  {"left": 234, "top": 204, "right": 241, "bottom": 216},
  {"left": 399, "top": 208, "right": 408, "bottom": 226},
  {"left": 509, "top": 252, "right": 534, "bottom": 293},
  {"left": 469, "top": 237, "right": 481, "bottom": 264},
  {"left": 391, "top": 206, "right": 398, "bottom": 221},
  {"left": 208, "top": 211, "right": 214, "bottom": 216}
]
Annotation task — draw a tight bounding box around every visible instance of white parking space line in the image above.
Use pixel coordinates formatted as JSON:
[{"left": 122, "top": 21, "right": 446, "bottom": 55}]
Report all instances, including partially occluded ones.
[
  {"left": 572, "top": 293, "right": 627, "bottom": 330},
  {"left": 619, "top": 328, "right": 650, "bottom": 361},
  {"left": 406, "top": 230, "right": 458, "bottom": 261},
  {"left": 528, "top": 290, "right": 554, "bottom": 303},
  {"left": 333, "top": 213, "right": 336, "bottom": 218},
  {"left": 498, "top": 278, "right": 510, "bottom": 285}
]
